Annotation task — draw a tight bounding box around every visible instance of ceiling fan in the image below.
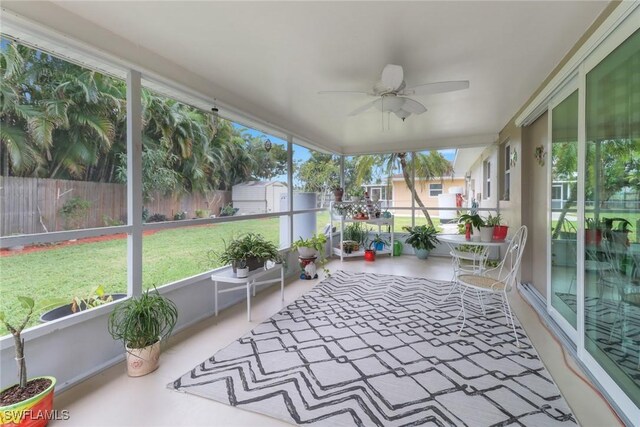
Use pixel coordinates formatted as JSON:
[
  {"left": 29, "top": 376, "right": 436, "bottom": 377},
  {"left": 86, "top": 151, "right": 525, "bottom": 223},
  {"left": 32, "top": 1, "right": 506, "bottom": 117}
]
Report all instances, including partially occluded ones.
[{"left": 319, "top": 64, "right": 469, "bottom": 122}]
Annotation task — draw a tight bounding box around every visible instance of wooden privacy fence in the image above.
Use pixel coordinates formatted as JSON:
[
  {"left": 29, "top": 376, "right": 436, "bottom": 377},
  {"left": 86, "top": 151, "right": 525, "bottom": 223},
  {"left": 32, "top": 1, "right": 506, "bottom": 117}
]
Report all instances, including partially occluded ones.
[{"left": 0, "top": 177, "right": 231, "bottom": 236}]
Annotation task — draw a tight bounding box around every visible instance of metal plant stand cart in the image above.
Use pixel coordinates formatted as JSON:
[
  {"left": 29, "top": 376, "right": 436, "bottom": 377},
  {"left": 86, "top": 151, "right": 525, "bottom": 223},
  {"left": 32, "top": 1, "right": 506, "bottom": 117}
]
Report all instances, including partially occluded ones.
[{"left": 330, "top": 201, "right": 395, "bottom": 261}]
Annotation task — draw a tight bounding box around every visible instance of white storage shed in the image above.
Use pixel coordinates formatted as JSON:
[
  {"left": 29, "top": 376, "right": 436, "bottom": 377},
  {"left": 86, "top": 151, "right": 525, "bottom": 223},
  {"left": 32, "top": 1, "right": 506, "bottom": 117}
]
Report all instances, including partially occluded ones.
[{"left": 232, "top": 181, "right": 288, "bottom": 214}]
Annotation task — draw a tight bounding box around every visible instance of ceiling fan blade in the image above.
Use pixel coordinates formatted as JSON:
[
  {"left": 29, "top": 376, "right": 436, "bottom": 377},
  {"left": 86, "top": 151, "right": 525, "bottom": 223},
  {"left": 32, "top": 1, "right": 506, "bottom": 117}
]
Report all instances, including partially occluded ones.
[
  {"left": 400, "top": 98, "right": 427, "bottom": 114},
  {"left": 380, "top": 64, "right": 404, "bottom": 91},
  {"left": 318, "top": 90, "right": 371, "bottom": 95},
  {"left": 348, "top": 99, "right": 380, "bottom": 116},
  {"left": 405, "top": 80, "right": 470, "bottom": 96}
]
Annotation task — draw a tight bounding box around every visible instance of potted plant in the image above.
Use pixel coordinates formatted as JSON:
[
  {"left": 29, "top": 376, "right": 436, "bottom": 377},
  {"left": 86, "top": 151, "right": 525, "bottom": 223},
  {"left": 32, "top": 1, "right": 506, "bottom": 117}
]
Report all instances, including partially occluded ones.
[
  {"left": 333, "top": 186, "right": 344, "bottom": 202},
  {"left": 458, "top": 213, "right": 484, "bottom": 241},
  {"left": 40, "top": 285, "right": 127, "bottom": 322},
  {"left": 235, "top": 259, "right": 249, "bottom": 278},
  {"left": 108, "top": 288, "right": 178, "bottom": 377},
  {"left": 0, "top": 297, "right": 58, "bottom": 427},
  {"left": 370, "top": 234, "right": 389, "bottom": 251},
  {"left": 344, "top": 222, "right": 368, "bottom": 248},
  {"left": 604, "top": 218, "right": 632, "bottom": 246},
  {"left": 349, "top": 187, "right": 365, "bottom": 202},
  {"left": 215, "top": 233, "right": 282, "bottom": 274},
  {"left": 486, "top": 213, "right": 509, "bottom": 241},
  {"left": 403, "top": 225, "right": 440, "bottom": 259},
  {"left": 292, "top": 233, "right": 328, "bottom": 274},
  {"left": 585, "top": 218, "right": 603, "bottom": 245}
]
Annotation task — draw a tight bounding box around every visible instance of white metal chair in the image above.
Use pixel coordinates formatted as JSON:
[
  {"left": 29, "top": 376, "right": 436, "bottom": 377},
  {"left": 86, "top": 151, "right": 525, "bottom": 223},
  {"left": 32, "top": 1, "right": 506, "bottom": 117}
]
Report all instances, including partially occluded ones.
[
  {"left": 457, "top": 225, "right": 528, "bottom": 347},
  {"left": 445, "top": 246, "right": 489, "bottom": 312}
]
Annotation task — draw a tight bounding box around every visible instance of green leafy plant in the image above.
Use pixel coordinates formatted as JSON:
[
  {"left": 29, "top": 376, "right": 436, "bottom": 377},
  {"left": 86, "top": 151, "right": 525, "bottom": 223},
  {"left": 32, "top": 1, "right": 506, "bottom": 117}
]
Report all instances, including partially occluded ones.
[
  {"left": 403, "top": 225, "right": 440, "bottom": 251},
  {"left": 585, "top": 218, "right": 603, "bottom": 230},
  {"left": 369, "top": 234, "right": 389, "bottom": 250},
  {"left": 195, "top": 209, "right": 210, "bottom": 218},
  {"left": 60, "top": 197, "right": 91, "bottom": 230},
  {"left": 0, "top": 297, "right": 64, "bottom": 389},
  {"left": 213, "top": 233, "right": 282, "bottom": 269},
  {"left": 347, "top": 186, "right": 365, "bottom": 199},
  {"left": 484, "top": 213, "right": 503, "bottom": 227},
  {"left": 333, "top": 203, "right": 353, "bottom": 217},
  {"left": 70, "top": 285, "right": 114, "bottom": 313},
  {"left": 108, "top": 287, "right": 178, "bottom": 350},
  {"left": 458, "top": 213, "right": 485, "bottom": 233},
  {"left": 344, "top": 222, "right": 369, "bottom": 245},
  {"left": 220, "top": 203, "right": 237, "bottom": 217},
  {"left": 173, "top": 211, "right": 187, "bottom": 221},
  {"left": 102, "top": 215, "right": 125, "bottom": 227},
  {"left": 147, "top": 213, "right": 168, "bottom": 223},
  {"left": 292, "top": 233, "right": 328, "bottom": 273}
]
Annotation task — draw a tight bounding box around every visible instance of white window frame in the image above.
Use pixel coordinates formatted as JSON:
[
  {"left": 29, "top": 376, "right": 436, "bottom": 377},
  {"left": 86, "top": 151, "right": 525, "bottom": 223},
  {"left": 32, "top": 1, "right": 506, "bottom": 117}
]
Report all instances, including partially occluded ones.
[
  {"left": 429, "top": 183, "right": 443, "bottom": 197},
  {"left": 502, "top": 142, "right": 511, "bottom": 201},
  {"left": 483, "top": 160, "right": 491, "bottom": 199}
]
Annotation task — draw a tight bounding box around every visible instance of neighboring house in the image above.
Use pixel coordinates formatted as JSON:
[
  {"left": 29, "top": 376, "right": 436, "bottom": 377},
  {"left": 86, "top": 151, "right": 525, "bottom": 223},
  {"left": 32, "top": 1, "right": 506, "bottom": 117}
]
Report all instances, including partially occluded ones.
[
  {"left": 232, "top": 181, "right": 288, "bottom": 214},
  {"left": 386, "top": 147, "right": 485, "bottom": 219}
]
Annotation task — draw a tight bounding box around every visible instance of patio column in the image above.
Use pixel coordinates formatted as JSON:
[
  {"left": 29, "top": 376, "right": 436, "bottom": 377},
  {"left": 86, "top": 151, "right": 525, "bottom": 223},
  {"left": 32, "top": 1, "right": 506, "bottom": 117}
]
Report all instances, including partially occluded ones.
[{"left": 127, "top": 69, "right": 143, "bottom": 297}]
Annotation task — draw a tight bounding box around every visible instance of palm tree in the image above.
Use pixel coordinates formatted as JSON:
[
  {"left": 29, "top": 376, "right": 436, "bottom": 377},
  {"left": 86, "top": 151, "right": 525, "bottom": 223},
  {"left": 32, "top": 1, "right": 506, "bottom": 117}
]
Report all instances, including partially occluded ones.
[{"left": 354, "top": 151, "right": 453, "bottom": 227}]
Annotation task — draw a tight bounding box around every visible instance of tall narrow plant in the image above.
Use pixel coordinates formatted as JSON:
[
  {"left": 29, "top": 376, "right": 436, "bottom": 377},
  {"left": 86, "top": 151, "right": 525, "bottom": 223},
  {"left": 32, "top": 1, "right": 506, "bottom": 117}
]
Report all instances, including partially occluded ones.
[{"left": 0, "top": 297, "right": 64, "bottom": 388}]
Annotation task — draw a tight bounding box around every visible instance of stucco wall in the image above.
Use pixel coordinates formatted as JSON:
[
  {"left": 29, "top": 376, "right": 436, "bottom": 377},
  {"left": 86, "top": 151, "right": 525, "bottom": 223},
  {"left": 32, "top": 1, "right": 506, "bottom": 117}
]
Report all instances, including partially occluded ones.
[{"left": 392, "top": 178, "right": 466, "bottom": 216}]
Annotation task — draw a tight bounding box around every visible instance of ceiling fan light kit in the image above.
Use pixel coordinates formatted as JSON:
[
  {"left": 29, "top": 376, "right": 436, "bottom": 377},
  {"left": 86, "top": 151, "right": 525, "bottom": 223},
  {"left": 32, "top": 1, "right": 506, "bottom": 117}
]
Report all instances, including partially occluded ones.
[{"left": 320, "top": 64, "right": 469, "bottom": 127}]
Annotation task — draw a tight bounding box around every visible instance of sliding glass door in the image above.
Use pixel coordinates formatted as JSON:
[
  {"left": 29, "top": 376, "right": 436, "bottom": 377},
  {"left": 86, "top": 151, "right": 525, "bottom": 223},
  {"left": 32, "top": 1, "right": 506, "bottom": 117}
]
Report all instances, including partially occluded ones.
[
  {"left": 550, "top": 90, "right": 579, "bottom": 333},
  {"left": 584, "top": 28, "right": 640, "bottom": 409}
]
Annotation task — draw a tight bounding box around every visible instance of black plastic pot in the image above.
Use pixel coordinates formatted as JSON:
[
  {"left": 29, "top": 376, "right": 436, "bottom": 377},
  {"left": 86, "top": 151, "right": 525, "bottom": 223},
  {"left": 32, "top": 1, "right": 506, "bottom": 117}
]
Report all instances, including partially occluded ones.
[{"left": 39, "top": 294, "right": 127, "bottom": 322}]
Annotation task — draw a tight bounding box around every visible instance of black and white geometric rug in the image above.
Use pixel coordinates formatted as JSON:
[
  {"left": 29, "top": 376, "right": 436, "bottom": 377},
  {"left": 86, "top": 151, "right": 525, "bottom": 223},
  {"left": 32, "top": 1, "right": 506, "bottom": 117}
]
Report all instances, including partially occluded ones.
[{"left": 171, "top": 271, "right": 576, "bottom": 426}]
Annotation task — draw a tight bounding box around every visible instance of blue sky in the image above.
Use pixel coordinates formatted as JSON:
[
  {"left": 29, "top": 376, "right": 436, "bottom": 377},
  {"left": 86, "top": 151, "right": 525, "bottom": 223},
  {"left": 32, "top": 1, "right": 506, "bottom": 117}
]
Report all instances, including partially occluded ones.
[{"left": 233, "top": 122, "right": 457, "bottom": 186}]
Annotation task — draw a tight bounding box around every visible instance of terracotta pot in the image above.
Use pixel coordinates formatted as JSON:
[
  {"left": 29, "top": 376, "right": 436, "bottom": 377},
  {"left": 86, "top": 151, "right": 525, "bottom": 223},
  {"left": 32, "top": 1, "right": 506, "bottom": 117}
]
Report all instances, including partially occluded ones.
[
  {"left": 0, "top": 376, "right": 56, "bottom": 427},
  {"left": 333, "top": 188, "right": 344, "bottom": 202},
  {"left": 126, "top": 341, "right": 161, "bottom": 377},
  {"left": 585, "top": 229, "right": 602, "bottom": 246}
]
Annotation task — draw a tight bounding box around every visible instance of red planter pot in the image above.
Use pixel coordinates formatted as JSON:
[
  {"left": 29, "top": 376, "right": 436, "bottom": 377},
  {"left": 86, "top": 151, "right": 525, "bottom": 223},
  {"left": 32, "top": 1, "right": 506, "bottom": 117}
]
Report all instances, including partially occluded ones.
[
  {"left": 0, "top": 376, "right": 56, "bottom": 427},
  {"left": 364, "top": 249, "right": 376, "bottom": 261},
  {"left": 585, "top": 229, "right": 602, "bottom": 246},
  {"left": 493, "top": 225, "right": 509, "bottom": 241}
]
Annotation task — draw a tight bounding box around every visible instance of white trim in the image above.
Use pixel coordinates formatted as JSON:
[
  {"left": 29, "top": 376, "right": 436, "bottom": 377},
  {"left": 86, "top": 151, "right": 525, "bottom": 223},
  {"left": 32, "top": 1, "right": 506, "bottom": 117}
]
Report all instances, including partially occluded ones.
[
  {"left": 515, "top": 1, "right": 639, "bottom": 127},
  {"left": 581, "top": 350, "right": 640, "bottom": 426},
  {"left": 127, "top": 70, "right": 143, "bottom": 298},
  {"left": 576, "top": 62, "right": 587, "bottom": 359},
  {"left": 547, "top": 80, "right": 579, "bottom": 342}
]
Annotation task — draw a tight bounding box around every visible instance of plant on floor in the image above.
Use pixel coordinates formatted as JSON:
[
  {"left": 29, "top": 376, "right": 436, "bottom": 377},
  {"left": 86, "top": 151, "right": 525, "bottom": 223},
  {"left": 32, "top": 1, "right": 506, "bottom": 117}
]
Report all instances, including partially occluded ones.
[
  {"left": 173, "top": 211, "right": 187, "bottom": 221},
  {"left": 292, "top": 233, "right": 329, "bottom": 275},
  {"left": 214, "top": 233, "right": 283, "bottom": 272},
  {"left": 403, "top": 225, "right": 440, "bottom": 259},
  {"left": 108, "top": 287, "right": 178, "bottom": 377},
  {"left": 0, "top": 297, "right": 59, "bottom": 421}
]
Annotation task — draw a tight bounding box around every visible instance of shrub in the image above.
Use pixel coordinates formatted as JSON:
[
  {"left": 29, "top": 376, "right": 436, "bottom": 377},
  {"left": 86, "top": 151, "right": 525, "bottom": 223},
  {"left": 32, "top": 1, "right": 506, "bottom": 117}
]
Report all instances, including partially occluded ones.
[
  {"left": 60, "top": 197, "right": 91, "bottom": 230},
  {"left": 195, "top": 209, "right": 210, "bottom": 218},
  {"left": 147, "top": 213, "right": 168, "bottom": 223}
]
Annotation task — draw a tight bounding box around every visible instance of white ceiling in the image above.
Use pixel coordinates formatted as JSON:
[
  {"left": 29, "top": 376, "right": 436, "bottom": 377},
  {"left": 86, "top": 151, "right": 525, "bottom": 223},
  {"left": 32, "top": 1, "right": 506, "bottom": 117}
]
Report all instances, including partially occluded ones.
[{"left": 47, "top": 1, "right": 607, "bottom": 154}]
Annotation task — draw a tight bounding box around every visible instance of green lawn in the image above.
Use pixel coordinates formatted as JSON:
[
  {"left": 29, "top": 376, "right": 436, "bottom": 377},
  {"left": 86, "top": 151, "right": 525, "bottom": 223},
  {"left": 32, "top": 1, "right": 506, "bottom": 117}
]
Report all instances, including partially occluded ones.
[
  {"left": 1, "top": 212, "right": 448, "bottom": 335},
  {"left": 0, "top": 217, "right": 281, "bottom": 334}
]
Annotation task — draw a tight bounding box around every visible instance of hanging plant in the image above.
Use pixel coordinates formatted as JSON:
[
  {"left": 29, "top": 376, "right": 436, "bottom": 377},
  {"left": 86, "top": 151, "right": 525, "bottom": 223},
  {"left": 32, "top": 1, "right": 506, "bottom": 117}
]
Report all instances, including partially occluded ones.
[{"left": 534, "top": 145, "right": 546, "bottom": 166}]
